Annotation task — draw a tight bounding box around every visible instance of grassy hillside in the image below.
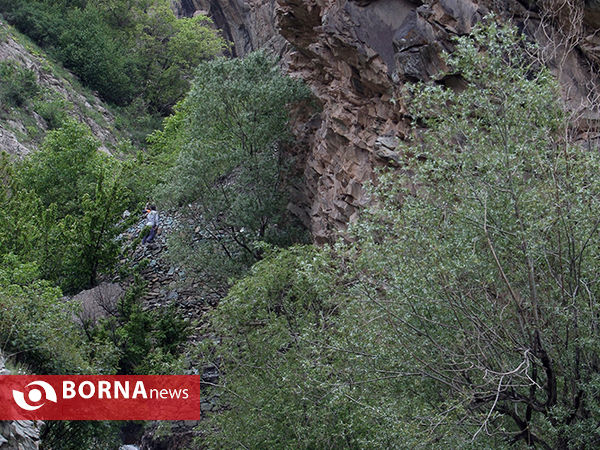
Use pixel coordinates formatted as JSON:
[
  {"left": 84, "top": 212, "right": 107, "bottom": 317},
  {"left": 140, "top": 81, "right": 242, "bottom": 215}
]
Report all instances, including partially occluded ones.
[{"left": 0, "top": 16, "right": 125, "bottom": 157}]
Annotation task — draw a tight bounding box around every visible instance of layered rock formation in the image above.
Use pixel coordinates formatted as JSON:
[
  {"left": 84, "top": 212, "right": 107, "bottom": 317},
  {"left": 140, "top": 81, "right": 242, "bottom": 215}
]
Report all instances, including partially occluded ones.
[
  {"left": 0, "top": 354, "right": 41, "bottom": 450},
  {"left": 173, "top": 0, "right": 600, "bottom": 242}
]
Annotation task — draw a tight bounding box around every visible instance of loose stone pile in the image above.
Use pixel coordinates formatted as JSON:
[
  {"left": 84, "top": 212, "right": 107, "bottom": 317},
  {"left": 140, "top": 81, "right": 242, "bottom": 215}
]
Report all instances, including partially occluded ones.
[
  {"left": 116, "top": 210, "right": 220, "bottom": 340},
  {"left": 0, "top": 354, "right": 41, "bottom": 450}
]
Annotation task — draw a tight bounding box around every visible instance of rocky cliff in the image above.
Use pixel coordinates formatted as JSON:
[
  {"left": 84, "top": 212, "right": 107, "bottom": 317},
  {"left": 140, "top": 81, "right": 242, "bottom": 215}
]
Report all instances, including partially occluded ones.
[
  {"left": 174, "top": 0, "right": 600, "bottom": 243},
  {"left": 0, "top": 354, "right": 41, "bottom": 450},
  {"left": 171, "top": 0, "right": 285, "bottom": 56}
]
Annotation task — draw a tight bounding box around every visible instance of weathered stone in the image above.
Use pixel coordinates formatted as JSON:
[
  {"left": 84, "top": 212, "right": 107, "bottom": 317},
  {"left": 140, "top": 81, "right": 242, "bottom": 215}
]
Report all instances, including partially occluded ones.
[
  {"left": 0, "top": 354, "right": 42, "bottom": 450},
  {"left": 72, "top": 282, "right": 124, "bottom": 326},
  {"left": 173, "top": 0, "right": 600, "bottom": 242},
  {"left": 167, "top": 290, "right": 180, "bottom": 301}
]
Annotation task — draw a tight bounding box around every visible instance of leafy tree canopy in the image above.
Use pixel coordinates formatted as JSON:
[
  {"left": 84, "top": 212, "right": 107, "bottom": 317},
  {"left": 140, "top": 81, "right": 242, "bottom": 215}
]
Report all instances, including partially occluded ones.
[
  {"left": 201, "top": 20, "right": 600, "bottom": 449},
  {"left": 154, "top": 51, "right": 311, "bottom": 286}
]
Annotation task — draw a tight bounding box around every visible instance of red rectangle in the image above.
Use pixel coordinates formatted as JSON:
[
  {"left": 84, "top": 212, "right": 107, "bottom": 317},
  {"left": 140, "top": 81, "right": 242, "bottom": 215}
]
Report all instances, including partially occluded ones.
[{"left": 0, "top": 375, "right": 200, "bottom": 420}]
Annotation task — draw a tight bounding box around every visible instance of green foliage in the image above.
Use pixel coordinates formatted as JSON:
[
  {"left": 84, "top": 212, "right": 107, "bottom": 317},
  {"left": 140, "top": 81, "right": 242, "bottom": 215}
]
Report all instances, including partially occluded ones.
[
  {"left": 19, "top": 121, "right": 100, "bottom": 215},
  {"left": 133, "top": 2, "right": 226, "bottom": 114},
  {"left": 0, "top": 254, "right": 123, "bottom": 450},
  {"left": 200, "top": 246, "right": 369, "bottom": 448},
  {"left": 344, "top": 21, "right": 600, "bottom": 447},
  {"left": 0, "top": 254, "right": 92, "bottom": 374},
  {"left": 1, "top": 121, "right": 136, "bottom": 292},
  {"left": 155, "top": 51, "right": 311, "bottom": 286},
  {"left": 90, "top": 277, "right": 190, "bottom": 375},
  {"left": 56, "top": 6, "right": 138, "bottom": 105},
  {"left": 0, "top": 60, "right": 38, "bottom": 107},
  {"left": 203, "top": 20, "right": 600, "bottom": 448},
  {"left": 0, "top": 0, "right": 225, "bottom": 114},
  {"left": 34, "top": 97, "right": 68, "bottom": 130},
  {"left": 40, "top": 421, "right": 121, "bottom": 450}
]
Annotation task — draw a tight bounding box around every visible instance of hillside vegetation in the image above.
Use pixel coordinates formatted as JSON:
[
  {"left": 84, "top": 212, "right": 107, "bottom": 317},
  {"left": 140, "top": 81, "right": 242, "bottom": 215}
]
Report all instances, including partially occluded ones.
[
  {"left": 199, "top": 23, "right": 600, "bottom": 449},
  {"left": 1, "top": 2, "right": 600, "bottom": 448},
  {"left": 0, "top": 18, "right": 124, "bottom": 156}
]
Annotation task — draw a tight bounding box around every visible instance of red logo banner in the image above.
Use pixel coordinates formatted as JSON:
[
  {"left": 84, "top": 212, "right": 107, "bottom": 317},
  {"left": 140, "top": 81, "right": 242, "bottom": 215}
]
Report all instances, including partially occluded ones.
[{"left": 0, "top": 375, "right": 200, "bottom": 420}]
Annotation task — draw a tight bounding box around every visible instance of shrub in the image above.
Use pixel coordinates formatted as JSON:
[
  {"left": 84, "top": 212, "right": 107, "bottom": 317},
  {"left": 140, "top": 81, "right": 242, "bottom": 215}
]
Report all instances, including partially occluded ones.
[
  {"left": 0, "top": 254, "right": 93, "bottom": 374},
  {"left": 35, "top": 98, "right": 68, "bottom": 130},
  {"left": 90, "top": 277, "right": 190, "bottom": 375},
  {"left": 0, "top": 254, "right": 123, "bottom": 450},
  {"left": 155, "top": 51, "right": 311, "bottom": 286},
  {"left": 0, "top": 61, "right": 38, "bottom": 107}
]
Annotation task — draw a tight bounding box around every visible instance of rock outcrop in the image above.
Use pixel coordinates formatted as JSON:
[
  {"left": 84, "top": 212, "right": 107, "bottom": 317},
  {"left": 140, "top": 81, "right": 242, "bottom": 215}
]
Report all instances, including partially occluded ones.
[
  {"left": 0, "top": 354, "right": 42, "bottom": 450},
  {"left": 173, "top": 0, "right": 600, "bottom": 242},
  {"left": 171, "top": 0, "right": 286, "bottom": 56}
]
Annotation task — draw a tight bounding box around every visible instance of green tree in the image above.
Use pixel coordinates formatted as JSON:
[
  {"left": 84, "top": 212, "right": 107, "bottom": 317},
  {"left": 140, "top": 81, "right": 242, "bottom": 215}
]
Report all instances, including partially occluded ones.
[
  {"left": 4, "top": 122, "right": 133, "bottom": 292},
  {"left": 202, "top": 21, "right": 600, "bottom": 448},
  {"left": 18, "top": 120, "right": 100, "bottom": 216},
  {"left": 197, "top": 246, "right": 380, "bottom": 448},
  {"left": 60, "top": 169, "right": 129, "bottom": 290},
  {"left": 134, "top": 2, "right": 226, "bottom": 113},
  {"left": 57, "top": 6, "right": 138, "bottom": 105},
  {"left": 156, "top": 51, "right": 311, "bottom": 286},
  {"left": 342, "top": 20, "right": 600, "bottom": 448}
]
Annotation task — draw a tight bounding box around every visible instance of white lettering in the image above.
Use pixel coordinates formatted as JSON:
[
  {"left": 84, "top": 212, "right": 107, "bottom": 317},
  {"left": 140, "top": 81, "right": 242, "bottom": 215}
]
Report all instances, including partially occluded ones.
[
  {"left": 79, "top": 381, "right": 95, "bottom": 399},
  {"left": 98, "top": 381, "right": 111, "bottom": 399},
  {"left": 132, "top": 381, "right": 147, "bottom": 399},
  {"left": 63, "top": 381, "right": 76, "bottom": 399},
  {"left": 115, "top": 381, "right": 129, "bottom": 399}
]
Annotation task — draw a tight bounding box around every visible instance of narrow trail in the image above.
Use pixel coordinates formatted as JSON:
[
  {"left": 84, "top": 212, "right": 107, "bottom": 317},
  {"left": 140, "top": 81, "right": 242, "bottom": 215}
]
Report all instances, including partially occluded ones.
[
  {"left": 116, "top": 211, "right": 219, "bottom": 341},
  {"left": 112, "top": 211, "right": 222, "bottom": 448}
]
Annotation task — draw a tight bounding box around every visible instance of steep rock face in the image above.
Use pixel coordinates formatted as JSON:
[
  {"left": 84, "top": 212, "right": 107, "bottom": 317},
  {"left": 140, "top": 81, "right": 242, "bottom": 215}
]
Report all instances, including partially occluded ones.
[
  {"left": 174, "top": 0, "right": 600, "bottom": 242},
  {"left": 279, "top": 0, "right": 600, "bottom": 242},
  {"left": 171, "top": 0, "right": 286, "bottom": 56},
  {"left": 277, "top": 0, "right": 420, "bottom": 242}
]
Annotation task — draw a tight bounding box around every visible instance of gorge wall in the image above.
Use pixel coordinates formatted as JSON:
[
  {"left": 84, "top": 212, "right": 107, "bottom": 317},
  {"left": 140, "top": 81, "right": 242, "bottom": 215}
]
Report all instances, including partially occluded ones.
[{"left": 174, "top": 0, "right": 600, "bottom": 243}]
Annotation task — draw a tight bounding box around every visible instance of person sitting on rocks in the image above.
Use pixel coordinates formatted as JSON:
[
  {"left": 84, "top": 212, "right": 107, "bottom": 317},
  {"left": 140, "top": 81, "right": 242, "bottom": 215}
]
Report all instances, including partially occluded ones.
[{"left": 142, "top": 205, "right": 159, "bottom": 244}]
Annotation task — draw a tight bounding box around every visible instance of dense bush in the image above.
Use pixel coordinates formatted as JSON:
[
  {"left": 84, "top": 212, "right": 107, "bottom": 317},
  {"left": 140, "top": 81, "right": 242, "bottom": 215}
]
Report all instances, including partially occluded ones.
[
  {"left": 56, "top": 6, "right": 138, "bottom": 105},
  {"left": 0, "top": 254, "right": 95, "bottom": 374},
  {"left": 0, "top": 254, "right": 189, "bottom": 448},
  {"left": 34, "top": 98, "right": 68, "bottom": 130},
  {"left": 0, "top": 0, "right": 225, "bottom": 114},
  {"left": 197, "top": 246, "right": 374, "bottom": 448},
  {"left": 0, "top": 254, "right": 124, "bottom": 449},
  {"left": 1, "top": 121, "right": 135, "bottom": 292},
  {"left": 90, "top": 277, "right": 190, "bottom": 375},
  {"left": 0, "top": 60, "right": 38, "bottom": 107},
  {"left": 154, "top": 51, "right": 311, "bottom": 286},
  {"left": 201, "top": 21, "right": 600, "bottom": 448}
]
